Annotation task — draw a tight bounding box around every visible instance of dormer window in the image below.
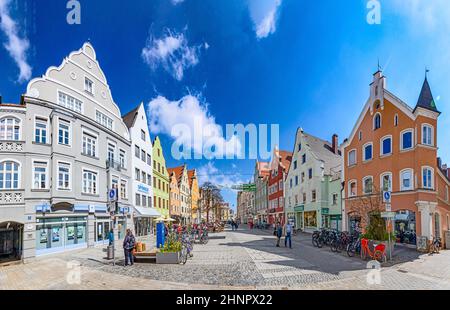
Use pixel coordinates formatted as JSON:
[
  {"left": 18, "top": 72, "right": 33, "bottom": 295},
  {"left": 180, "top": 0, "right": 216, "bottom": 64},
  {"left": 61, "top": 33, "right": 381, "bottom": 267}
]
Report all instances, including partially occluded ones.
[
  {"left": 373, "top": 113, "right": 381, "bottom": 130},
  {"left": 84, "top": 77, "right": 94, "bottom": 94}
]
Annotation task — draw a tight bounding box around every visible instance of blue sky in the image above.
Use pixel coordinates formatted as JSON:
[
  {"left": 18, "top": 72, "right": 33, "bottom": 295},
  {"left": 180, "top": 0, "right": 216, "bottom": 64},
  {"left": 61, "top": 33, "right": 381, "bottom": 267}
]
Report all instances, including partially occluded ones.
[{"left": 1, "top": 0, "right": 450, "bottom": 210}]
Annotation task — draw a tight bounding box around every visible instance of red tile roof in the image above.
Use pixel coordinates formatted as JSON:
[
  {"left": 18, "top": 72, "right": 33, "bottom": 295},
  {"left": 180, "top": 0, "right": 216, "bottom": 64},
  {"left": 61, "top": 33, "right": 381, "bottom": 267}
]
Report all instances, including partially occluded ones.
[
  {"left": 168, "top": 165, "right": 185, "bottom": 185},
  {"left": 187, "top": 169, "right": 196, "bottom": 188},
  {"left": 278, "top": 150, "right": 293, "bottom": 172}
]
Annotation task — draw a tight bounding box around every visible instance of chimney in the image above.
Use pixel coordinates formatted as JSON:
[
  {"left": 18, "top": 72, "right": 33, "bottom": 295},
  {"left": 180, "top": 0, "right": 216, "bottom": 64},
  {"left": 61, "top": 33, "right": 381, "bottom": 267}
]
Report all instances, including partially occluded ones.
[
  {"left": 332, "top": 134, "right": 339, "bottom": 155},
  {"left": 443, "top": 164, "right": 448, "bottom": 171},
  {"left": 437, "top": 157, "right": 442, "bottom": 169},
  {"left": 447, "top": 168, "right": 450, "bottom": 179}
]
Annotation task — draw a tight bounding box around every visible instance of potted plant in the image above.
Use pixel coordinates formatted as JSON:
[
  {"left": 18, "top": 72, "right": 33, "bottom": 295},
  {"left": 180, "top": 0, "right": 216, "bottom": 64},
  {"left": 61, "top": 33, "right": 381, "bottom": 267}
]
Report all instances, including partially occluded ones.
[
  {"left": 156, "top": 233, "right": 182, "bottom": 264},
  {"left": 362, "top": 212, "right": 396, "bottom": 258}
]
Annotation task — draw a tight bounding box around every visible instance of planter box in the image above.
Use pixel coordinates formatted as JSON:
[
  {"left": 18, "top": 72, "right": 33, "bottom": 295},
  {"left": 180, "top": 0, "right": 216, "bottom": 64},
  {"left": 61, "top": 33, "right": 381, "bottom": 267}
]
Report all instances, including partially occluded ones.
[{"left": 156, "top": 252, "right": 180, "bottom": 264}]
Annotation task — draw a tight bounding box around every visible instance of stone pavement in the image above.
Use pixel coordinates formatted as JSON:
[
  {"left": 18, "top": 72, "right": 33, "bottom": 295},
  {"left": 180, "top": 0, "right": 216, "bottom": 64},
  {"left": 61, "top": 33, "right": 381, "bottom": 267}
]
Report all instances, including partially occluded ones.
[{"left": 1, "top": 227, "right": 449, "bottom": 290}]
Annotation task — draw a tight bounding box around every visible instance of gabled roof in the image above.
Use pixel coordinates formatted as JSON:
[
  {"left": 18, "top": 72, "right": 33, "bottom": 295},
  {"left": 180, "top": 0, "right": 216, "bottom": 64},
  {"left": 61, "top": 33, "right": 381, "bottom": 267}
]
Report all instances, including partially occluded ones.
[
  {"left": 302, "top": 131, "right": 341, "bottom": 175},
  {"left": 122, "top": 104, "right": 140, "bottom": 129},
  {"left": 414, "top": 77, "right": 439, "bottom": 113},
  {"left": 256, "top": 161, "right": 270, "bottom": 177},
  {"left": 168, "top": 165, "right": 185, "bottom": 186},
  {"left": 187, "top": 169, "right": 196, "bottom": 188},
  {"left": 278, "top": 150, "right": 293, "bottom": 172}
]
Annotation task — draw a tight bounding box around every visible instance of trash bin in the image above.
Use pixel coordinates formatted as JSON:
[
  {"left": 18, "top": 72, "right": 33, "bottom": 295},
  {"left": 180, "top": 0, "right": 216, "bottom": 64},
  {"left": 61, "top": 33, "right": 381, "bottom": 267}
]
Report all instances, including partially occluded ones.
[{"left": 107, "top": 245, "right": 114, "bottom": 259}]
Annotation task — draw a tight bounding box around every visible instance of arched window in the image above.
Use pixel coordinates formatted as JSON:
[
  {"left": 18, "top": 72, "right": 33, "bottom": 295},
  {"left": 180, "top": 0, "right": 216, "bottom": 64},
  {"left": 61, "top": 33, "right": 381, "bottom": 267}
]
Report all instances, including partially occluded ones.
[
  {"left": 0, "top": 117, "right": 21, "bottom": 140},
  {"left": 363, "top": 176, "right": 373, "bottom": 194},
  {"left": 422, "top": 166, "right": 434, "bottom": 189},
  {"left": 0, "top": 160, "right": 20, "bottom": 189},
  {"left": 373, "top": 113, "right": 381, "bottom": 130}
]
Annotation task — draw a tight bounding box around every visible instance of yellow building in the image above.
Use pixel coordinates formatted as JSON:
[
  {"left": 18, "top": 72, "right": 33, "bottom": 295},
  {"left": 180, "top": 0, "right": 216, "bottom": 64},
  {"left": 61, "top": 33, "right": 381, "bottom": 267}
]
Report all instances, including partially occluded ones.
[
  {"left": 188, "top": 169, "right": 200, "bottom": 224},
  {"left": 152, "top": 136, "right": 170, "bottom": 217}
]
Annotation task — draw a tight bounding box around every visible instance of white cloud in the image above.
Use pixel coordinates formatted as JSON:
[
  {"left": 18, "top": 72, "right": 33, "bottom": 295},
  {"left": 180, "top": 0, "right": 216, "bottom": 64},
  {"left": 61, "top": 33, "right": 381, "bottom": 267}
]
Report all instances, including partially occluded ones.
[
  {"left": 147, "top": 94, "right": 242, "bottom": 159},
  {"left": 197, "top": 162, "right": 249, "bottom": 189},
  {"left": 0, "top": 0, "right": 32, "bottom": 82},
  {"left": 248, "top": 0, "right": 282, "bottom": 39},
  {"left": 142, "top": 28, "right": 204, "bottom": 81},
  {"left": 171, "top": 0, "right": 185, "bottom": 5}
]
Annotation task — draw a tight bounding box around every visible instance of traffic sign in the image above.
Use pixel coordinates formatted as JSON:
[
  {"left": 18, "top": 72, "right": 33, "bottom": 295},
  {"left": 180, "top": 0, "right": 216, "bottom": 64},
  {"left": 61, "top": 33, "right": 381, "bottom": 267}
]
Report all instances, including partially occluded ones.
[
  {"left": 381, "top": 211, "right": 395, "bottom": 218},
  {"left": 385, "top": 203, "right": 392, "bottom": 212},
  {"left": 383, "top": 191, "right": 391, "bottom": 203},
  {"left": 108, "top": 188, "right": 117, "bottom": 201}
]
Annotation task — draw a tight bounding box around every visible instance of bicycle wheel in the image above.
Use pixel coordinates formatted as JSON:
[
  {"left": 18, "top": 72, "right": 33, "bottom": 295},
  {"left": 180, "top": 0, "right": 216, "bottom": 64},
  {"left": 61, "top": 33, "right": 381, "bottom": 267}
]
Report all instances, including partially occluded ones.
[
  {"left": 317, "top": 238, "right": 324, "bottom": 248},
  {"left": 373, "top": 250, "right": 386, "bottom": 263},
  {"left": 346, "top": 243, "right": 355, "bottom": 257},
  {"left": 330, "top": 240, "right": 337, "bottom": 252},
  {"left": 180, "top": 246, "right": 188, "bottom": 264}
]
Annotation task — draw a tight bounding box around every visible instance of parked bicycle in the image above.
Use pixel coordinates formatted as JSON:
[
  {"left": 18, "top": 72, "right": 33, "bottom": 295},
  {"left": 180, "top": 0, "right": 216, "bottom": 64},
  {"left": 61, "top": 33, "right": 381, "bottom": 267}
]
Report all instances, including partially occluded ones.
[
  {"left": 360, "top": 238, "right": 387, "bottom": 263},
  {"left": 429, "top": 237, "right": 442, "bottom": 255},
  {"left": 330, "top": 231, "right": 352, "bottom": 253},
  {"left": 346, "top": 234, "right": 361, "bottom": 257}
]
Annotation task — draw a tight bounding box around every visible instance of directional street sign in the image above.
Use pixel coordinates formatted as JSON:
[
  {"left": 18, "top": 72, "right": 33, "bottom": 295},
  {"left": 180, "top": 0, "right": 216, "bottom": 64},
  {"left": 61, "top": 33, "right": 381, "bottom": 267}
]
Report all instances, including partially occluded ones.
[
  {"left": 381, "top": 211, "right": 395, "bottom": 218},
  {"left": 383, "top": 191, "right": 391, "bottom": 203}
]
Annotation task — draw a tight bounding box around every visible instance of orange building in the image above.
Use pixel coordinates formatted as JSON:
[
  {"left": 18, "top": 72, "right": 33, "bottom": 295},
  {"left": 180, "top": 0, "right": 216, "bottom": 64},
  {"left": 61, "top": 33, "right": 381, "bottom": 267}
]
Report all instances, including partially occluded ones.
[
  {"left": 168, "top": 169, "right": 181, "bottom": 222},
  {"left": 342, "top": 70, "right": 450, "bottom": 250}
]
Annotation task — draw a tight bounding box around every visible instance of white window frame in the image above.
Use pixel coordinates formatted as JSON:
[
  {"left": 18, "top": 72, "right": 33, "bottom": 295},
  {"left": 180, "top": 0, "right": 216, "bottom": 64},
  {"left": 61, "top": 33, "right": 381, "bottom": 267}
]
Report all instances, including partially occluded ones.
[
  {"left": 422, "top": 166, "right": 434, "bottom": 190},
  {"left": 119, "top": 149, "right": 126, "bottom": 169},
  {"left": 363, "top": 142, "right": 373, "bottom": 162},
  {"left": 84, "top": 76, "right": 94, "bottom": 95},
  {"left": 400, "top": 168, "right": 414, "bottom": 191},
  {"left": 380, "top": 172, "right": 392, "bottom": 192},
  {"left": 0, "top": 116, "right": 21, "bottom": 141},
  {"left": 95, "top": 110, "right": 113, "bottom": 130},
  {"left": 348, "top": 149, "right": 357, "bottom": 166},
  {"left": 0, "top": 159, "right": 21, "bottom": 189},
  {"left": 82, "top": 130, "right": 98, "bottom": 157},
  {"left": 348, "top": 180, "right": 357, "bottom": 197},
  {"left": 363, "top": 176, "right": 374, "bottom": 194},
  {"left": 107, "top": 141, "right": 116, "bottom": 164},
  {"left": 120, "top": 179, "right": 128, "bottom": 199},
  {"left": 82, "top": 169, "right": 98, "bottom": 195},
  {"left": 421, "top": 124, "right": 434, "bottom": 146},
  {"left": 400, "top": 128, "right": 414, "bottom": 151},
  {"left": 380, "top": 135, "right": 392, "bottom": 156},
  {"left": 32, "top": 160, "right": 49, "bottom": 190},
  {"left": 57, "top": 118, "right": 71, "bottom": 146},
  {"left": 373, "top": 112, "right": 382, "bottom": 130},
  {"left": 34, "top": 117, "right": 48, "bottom": 144},
  {"left": 57, "top": 90, "right": 83, "bottom": 114},
  {"left": 57, "top": 161, "right": 71, "bottom": 190}
]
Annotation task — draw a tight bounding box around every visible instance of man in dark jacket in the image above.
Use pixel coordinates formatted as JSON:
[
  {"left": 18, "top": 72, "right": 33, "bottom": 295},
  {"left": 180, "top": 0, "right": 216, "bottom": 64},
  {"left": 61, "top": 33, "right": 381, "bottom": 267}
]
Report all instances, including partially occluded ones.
[
  {"left": 276, "top": 222, "right": 282, "bottom": 247},
  {"left": 123, "top": 229, "right": 135, "bottom": 266}
]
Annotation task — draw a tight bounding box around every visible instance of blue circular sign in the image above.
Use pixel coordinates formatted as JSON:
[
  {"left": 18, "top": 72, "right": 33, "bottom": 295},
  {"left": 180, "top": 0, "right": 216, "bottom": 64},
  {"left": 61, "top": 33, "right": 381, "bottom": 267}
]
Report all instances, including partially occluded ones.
[
  {"left": 384, "top": 191, "right": 391, "bottom": 201},
  {"left": 109, "top": 189, "right": 116, "bottom": 199}
]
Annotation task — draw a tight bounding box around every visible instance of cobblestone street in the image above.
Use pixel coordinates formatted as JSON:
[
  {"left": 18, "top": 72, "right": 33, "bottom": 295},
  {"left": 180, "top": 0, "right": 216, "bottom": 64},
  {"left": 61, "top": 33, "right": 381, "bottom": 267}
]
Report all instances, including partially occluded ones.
[{"left": 1, "top": 228, "right": 449, "bottom": 290}]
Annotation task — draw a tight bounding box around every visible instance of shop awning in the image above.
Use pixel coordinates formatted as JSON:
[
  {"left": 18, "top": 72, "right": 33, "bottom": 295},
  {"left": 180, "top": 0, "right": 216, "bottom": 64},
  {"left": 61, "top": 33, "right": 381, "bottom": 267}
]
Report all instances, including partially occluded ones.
[{"left": 134, "top": 207, "right": 161, "bottom": 218}]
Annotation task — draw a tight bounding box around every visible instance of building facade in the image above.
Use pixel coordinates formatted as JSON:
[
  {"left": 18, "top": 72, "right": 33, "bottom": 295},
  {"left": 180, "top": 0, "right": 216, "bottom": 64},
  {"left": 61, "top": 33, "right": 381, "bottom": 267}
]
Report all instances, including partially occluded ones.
[
  {"left": 342, "top": 70, "right": 450, "bottom": 249},
  {"left": 237, "top": 190, "right": 255, "bottom": 224},
  {"left": 168, "top": 170, "right": 181, "bottom": 222},
  {"left": 188, "top": 169, "right": 200, "bottom": 224},
  {"left": 284, "top": 129, "right": 342, "bottom": 232},
  {"left": 152, "top": 136, "right": 170, "bottom": 218},
  {"left": 254, "top": 161, "right": 269, "bottom": 225},
  {"left": 0, "top": 43, "right": 133, "bottom": 262},
  {"left": 168, "top": 165, "right": 191, "bottom": 224},
  {"left": 267, "top": 148, "right": 292, "bottom": 225},
  {"left": 122, "top": 103, "right": 159, "bottom": 237}
]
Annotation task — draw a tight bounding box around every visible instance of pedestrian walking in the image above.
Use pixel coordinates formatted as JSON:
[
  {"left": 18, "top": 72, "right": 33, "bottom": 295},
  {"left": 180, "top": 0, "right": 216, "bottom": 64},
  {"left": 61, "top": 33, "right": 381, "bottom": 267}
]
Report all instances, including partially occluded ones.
[
  {"left": 284, "top": 222, "right": 292, "bottom": 249},
  {"left": 123, "top": 229, "right": 135, "bottom": 266},
  {"left": 275, "top": 222, "right": 282, "bottom": 247},
  {"left": 108, "top": 228, "right": 114, "bottom": 246}
]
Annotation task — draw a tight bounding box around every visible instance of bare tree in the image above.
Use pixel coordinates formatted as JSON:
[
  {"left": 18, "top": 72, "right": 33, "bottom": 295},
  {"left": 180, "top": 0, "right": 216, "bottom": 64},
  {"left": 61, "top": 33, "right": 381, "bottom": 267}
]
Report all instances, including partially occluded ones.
[{"left": 200, "top": 182, "right": 223, "bottom": 222}]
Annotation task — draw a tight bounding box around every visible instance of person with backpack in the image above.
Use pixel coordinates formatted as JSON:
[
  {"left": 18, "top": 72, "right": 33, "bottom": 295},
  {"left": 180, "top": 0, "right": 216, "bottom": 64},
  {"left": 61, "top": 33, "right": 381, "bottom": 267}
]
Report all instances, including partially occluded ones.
[{"left": 123, "top": 229, "right": 135, "bottom": 266}]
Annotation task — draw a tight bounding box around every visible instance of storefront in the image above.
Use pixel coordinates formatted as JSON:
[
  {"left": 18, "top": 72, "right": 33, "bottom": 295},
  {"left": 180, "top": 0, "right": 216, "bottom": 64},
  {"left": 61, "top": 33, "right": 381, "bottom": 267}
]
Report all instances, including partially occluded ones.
[
  {"left": 304, "top": 211, "right": 318, "bottom": 231},
  {"left": 133, "top": 206, "right": 160, "bottom": 237},
  {"left": 36, "top": 216, "right": 88, "bottom": 255},
  {"left": 348, "top": 213, "right": 362, "bottom": 235},
  {"left": 394, "top": 210, "right": 416, "bottom": 245},
  {"left": 95, "top": 217, "right": 111, "bottom": 245},
  {"left": 0, "top": 222, "right": 23, "bottom": 263},
  {"left": 321, "top": 208, "right": 342, "bottom": 231},
  {"left": 294, "top": 205, "right": 304, "bottom": 231}
]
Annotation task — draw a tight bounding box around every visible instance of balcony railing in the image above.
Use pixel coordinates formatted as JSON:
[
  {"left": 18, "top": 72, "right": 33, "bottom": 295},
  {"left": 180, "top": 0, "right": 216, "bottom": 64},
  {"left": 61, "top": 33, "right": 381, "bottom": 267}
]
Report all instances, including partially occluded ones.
[
  {"left": 0, "top": 190, "right": 24, "bottom": 205},
  {"left": 0, "top": 141, "right": 24, "bottom": 152},
  {"left": 106, "top": 159, "right": 124, "bottom": 171}
]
